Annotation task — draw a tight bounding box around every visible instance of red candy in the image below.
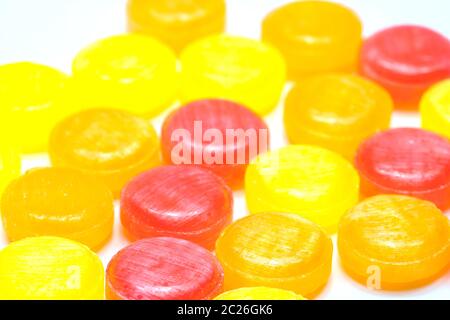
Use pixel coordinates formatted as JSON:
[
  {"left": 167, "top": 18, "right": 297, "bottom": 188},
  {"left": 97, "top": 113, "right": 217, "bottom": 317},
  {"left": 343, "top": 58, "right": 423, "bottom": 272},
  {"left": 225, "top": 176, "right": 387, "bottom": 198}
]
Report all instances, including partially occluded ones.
[
  {"left": 161, "top": 99, "right": 269, "bottom": 189},
  {"left": 120, "top": 166, "right": 233, "bottom": 249},
  {"left": 106, "top": 237, "right": 224, "bottom": 300},
  {"left": 355, "top": 128, "right": 450, "bottom": 210},
  {"left": 361, "top": 25, "right": 450, "bottom": 108}
]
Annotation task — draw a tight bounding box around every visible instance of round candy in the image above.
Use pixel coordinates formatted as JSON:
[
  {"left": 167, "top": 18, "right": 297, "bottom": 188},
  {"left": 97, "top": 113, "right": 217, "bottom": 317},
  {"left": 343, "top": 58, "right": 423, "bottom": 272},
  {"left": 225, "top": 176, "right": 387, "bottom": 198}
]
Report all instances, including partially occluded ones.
[
  {"left": 180, "top": 35, "right": 286, "bottom": 115},
  {"left": 245, "top": 145, "right": 359, "bottom": 233},
  {"left": 284, "top": 74, "right": 393, "bottom": 159},
  {"left": 215, "top": 213, "right": 333, "bottom": 298},
  {"left": 0, "top": 146, "right": 20, "bottom": 197},
  {"left": 1, "top": 167, "right": 114, "bottom": 250},
  {"left": 161, "top": 99, "right": 269, "bottom": 188},
  {"left": 0, "top": 62, "right": 74, "bottom": 153},
  {"left": 421, "top": 79, "right": 450, "bottom": 139},
  {"left": 361, "top": 25, "right": 450, "bottom": 109},
  {"left": 262, "top": 1, "right": 362, "bottom": 80},
  {"left": 0, "top": 237, "right": 104, "bottom": 299},
  {"left": 127, "top": 0, "right": 226, "bottom": 53},
  {"left": 355, "top": 128, "right": 450, "bottom": 211},
  {"left": 214, "top": 287, "right": 305, "bottom": 300},
  {"left": 49, "top": 108, "right": 160, "bottom": 198},
  {"left": 72, "top": 34, "right": 177, "bottom": 117},
  {"left": 338, "top": 195, "right": 450, "bottom": 290},
  {"left": 106, "top": 237, "right": 224, "bottom": 300},
  {"left": 121, "top": 165, "right": 233, "bottom": 249}
]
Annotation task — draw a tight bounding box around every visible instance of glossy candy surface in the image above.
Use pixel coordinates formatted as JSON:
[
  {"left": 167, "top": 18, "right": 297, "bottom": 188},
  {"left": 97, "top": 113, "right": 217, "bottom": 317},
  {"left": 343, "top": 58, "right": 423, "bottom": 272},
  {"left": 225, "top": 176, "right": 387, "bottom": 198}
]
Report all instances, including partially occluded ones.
[
  {"left": 361, "top": 25, "right": 450, "bottom": 108},
  {"left": 355, "top": 128, "right": 450, "bottom": 210},
  {"left": 161, "top": 99, "right": 269, "bottom": 188},
  {"left": 0, "top": 62, "right": 73, "bottom": 153},
  {"left": 215, "top": 212, "right": 333, "bottom": 298},
  {"left": 0, "top": 237, "right": 104, "bottom": 299},
  {"left": 127, "top": 0, "right": 226, "bottom": 53},
  {"left": 49, "top": 108, "right": 160, "bottom": 198},
  {"left": 1, "top": 167, "right": 114, "bottom": 250},
  {"left": 245, "top": 145, "right": 359, "bottom": 233},
  {"left": 0, "top": 147, "right": 20, "bottom": 197},
  {"left": 106, "top": 237, "right": 224, "bottom": 300},
  {"left": 262, "top": 1, "right": 362, "bottom": 80},
  {"left": 338, "top": 195, "right": 450, "bottom": 290},
  {"left": 72, "top": 34, "right": 177, "bottom": 117},
  {"left": 214, "top": 287, "right": 305, "bottom": 300},
  {"left": 421, "top": 79, "right": 450, "bottom": 139},
  {"left": 284, "top": 74, "right": 393, "bottom": 159},
  {"left": 121, "top": 165, "right": 233, "bottom": 249},
  {"left": 180, "top": 35, "right": 286, "bottom": 115}
]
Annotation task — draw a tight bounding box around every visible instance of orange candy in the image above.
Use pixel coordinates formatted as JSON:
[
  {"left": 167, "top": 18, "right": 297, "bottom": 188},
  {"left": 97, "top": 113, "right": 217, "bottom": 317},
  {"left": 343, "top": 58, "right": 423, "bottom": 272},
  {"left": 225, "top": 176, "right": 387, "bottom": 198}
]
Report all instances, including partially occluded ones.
[
  {"left": 216, "top": 212, "right": 333, "bottom": 298},
  {"left": 262, "top": 1, "right": 362, "bottom": 80},
  {"left": 49, "top": 108, "right": 160, "bottom": 197},
  {"left": 127, "top": 0, "right": 226, "bottom": 53},
  {"left": 338, "top": 195, "right": 450, "bottom": 290},
  {"left": 1, "top": 167, "right": 114, "bottom": 250}
]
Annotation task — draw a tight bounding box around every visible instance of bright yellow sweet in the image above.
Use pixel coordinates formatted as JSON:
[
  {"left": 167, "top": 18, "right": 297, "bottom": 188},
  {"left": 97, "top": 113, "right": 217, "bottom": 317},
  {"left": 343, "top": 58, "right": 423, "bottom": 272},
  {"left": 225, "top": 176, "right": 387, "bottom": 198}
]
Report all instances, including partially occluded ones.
[
  {"left": 0, "top": 62, "right": 74, "bottom": 153},
  {"left": 262, "top": 1, "right": 362, "bottom": 80},
  {"left": 338, "top": 195, "right": 450, "bottom": 290},
  {"left": 72, "top": 34, "right": 178, "bottom": 117},
  {"left": 215, "top": 212, "right": 333, "bottom": 298},
  {"left": 245, "top": 145, "right": 359, "bottom": 233},
  {"left": 1, "top": 167, "right": 114, "bottom": 250},
  {"left": 180, "top": 34, "right": 286, "bottom": 115},
  {"left": 214, "top": 287, "right": 305, "bottom": 300},
  {"left": 421, "top": 79, "right": 450, "bottom": 139},
  {"left": 0, "top": 237, "right": 104, "bottom": 300},
  {"left": 127, "top": 0, "right": 226, "bottom": 53},
  {"left": 0, "top": 146, "right": 20, "bottom": 197},
  {"left": 49, "top": 108, "right": 160, "bottom": 198},
  {"left": 284, "top": 74, "right": 393, "bottom": 159}
]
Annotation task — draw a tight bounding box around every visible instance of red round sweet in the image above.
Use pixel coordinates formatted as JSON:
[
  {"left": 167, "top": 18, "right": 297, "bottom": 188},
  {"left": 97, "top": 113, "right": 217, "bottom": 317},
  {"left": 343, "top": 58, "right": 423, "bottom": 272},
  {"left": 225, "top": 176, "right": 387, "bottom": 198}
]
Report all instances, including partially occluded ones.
[
  {"left": 361, "top": 25, "right": 450, "bottom": 108},
  {"left": 121, "top": 165, "right": 233, "bottom": 249},
  {"left": 161, "top": 99, "right": 269, "bottom": 189},
  {"left": 355, "top": 128, "right": 450, "bottom": 210},
  {"left": 106, "top": 237, "right": 224, "bottom": 300}
]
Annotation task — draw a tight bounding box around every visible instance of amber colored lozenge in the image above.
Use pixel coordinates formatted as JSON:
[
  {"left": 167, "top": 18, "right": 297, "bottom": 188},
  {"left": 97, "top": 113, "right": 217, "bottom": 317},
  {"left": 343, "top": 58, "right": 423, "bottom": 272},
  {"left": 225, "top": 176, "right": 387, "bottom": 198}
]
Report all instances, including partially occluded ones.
[
  {"left": 421, "top": 79, "right": 450, "bottom": 139},
  {"left": 121, "top": 165, "right": 233, "bottom": 249},
  {"left": 106, "top": 237, "right": 224, "bottom": 300},
  {"left": 161, "top": 99, "right": 269, "bottom": 188},
  {"left": 215, "top": 213, "right": 333, "bottom": 298},
  {"left": 338, "top": 195, "right": 450, "bottom": 290},
  {"left": 245, "top": 145, "right": 359, "bottom": 233},
  {"left": 355, "top": 128, "right": 450, "bottom": 211},
  {"left": 72, "top": 34, "right": 178, "bottom": 117},
  {"left": 262, "top": 1, "right": 362, "bottom": 80},
  {"left": 0, "top": 146, "right": 20, "bottom": 197},
  {"left": 0, "top": 237, "right": 104, "bottom": 299},
  {"left": 1, "top": 167, "right": 114, "bottom": 250},
  {"left": 361, "top": 25, "right": 450, "bottom": 108},
  {"left": 49, "top": 108, "right": 160, "bottom": 198},
  {"left": 180, "top": 35, "right": 286, "bottom": 115},
  {"left": 214, "top": 287, "right": 305, "bottom": 300},
  {"left": 127, "top": 0, "right": 226, "bottom": 53},
  {"left": 0, "top": 62, "right": 77, "bottom": 153},
  {"left": 284, "top": 74, "right": 393, "bottom": 159}
]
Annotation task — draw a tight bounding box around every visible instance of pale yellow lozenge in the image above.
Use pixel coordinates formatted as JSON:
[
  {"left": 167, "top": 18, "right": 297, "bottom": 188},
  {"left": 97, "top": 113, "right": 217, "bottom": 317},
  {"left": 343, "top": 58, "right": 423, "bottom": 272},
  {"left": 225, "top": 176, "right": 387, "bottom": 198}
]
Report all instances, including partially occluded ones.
[{"left": 421, "top": 79, "right": 450, "bottom": 139}]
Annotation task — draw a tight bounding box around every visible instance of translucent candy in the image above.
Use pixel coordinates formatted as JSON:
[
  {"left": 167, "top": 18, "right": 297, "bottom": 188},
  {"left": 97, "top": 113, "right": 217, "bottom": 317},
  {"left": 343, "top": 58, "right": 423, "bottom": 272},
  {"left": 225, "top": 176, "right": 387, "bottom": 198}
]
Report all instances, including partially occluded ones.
[
  {"left": 421, "top": 79, "right": 450, "bottom": 139},
  {"left": 214, "top": 287, "right": 305, "bottom": 300}
]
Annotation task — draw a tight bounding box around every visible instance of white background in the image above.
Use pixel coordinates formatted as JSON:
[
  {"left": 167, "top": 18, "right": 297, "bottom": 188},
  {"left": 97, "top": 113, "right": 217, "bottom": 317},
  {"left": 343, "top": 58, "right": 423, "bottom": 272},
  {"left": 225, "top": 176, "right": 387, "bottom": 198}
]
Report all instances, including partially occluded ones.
[{"left": 0, "top": 0, "right": 449, "bottom": 299}]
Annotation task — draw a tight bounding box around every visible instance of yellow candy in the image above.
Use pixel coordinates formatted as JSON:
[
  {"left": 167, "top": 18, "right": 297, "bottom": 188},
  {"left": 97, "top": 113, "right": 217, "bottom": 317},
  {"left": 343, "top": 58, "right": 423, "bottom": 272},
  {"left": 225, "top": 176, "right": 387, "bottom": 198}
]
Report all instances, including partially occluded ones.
[
  {"left": 72, "top": 34, "right": 178, "bottom": 117},
  {"left": 0, "top": 62, "right": 74, "bottom": 153},
  {"left": 0, "top": 237, "right": 104, "bottom": 300},
  {"left": 215, "top": 287, "right": 305, "bottom": 300},
  {"left": 245, "top": 145, "right": 359, "bottom": 233},
  {"left": 421, "top": 79, "right": 450, "bottom": 139},
  {"left": 0, "top": 146, "right": 20, "bottom": 197},
  {"left": 180, "top": 34, "right": 286, "bottom": 115}
]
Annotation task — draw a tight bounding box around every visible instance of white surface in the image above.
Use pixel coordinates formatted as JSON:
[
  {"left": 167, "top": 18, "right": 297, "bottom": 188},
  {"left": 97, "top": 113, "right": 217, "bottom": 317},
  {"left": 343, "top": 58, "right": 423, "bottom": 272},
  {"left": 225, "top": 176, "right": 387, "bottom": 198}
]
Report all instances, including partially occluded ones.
[{"left": 0, "top": 0, "right": 449, "bottom": 300}]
